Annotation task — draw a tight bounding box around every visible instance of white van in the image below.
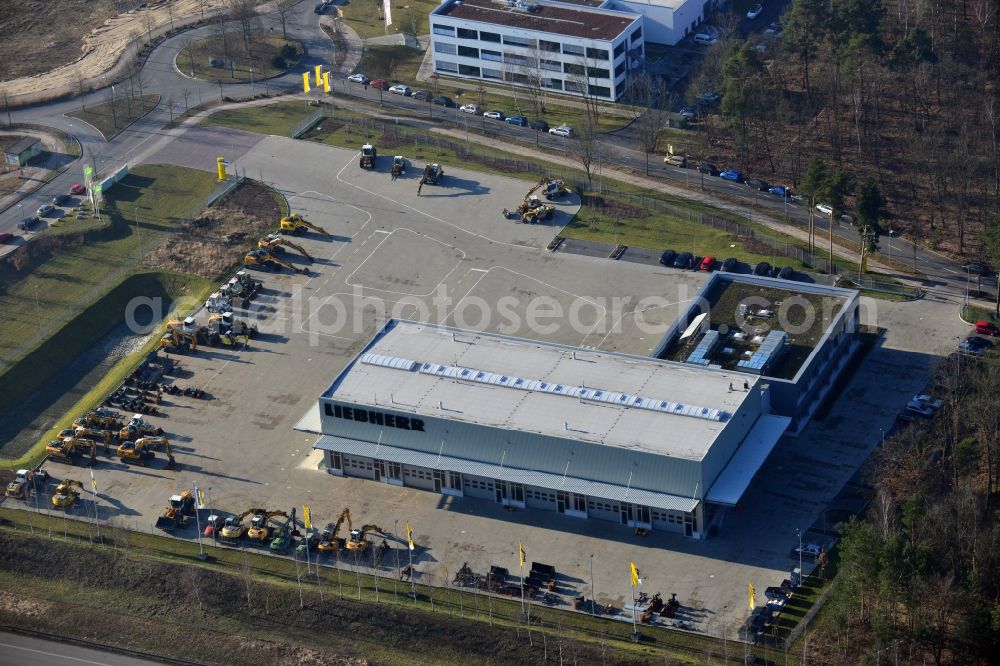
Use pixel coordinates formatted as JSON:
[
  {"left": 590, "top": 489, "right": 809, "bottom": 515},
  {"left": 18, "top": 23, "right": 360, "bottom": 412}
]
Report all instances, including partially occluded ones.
[{"left": 694, "top": 33, "right": 717, "bottom": 45}]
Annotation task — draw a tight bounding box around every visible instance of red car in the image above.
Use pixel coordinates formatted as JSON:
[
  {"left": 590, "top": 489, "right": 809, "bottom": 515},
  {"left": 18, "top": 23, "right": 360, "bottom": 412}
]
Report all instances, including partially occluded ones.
[
  {"left": 700, "top": 256, "right": 716, "bottom": 271},
  {"left": 370, "top": 79, "right": 388, "bottom": 90},
  {"left": 70, "top": 183, "right": 86, "bottom": 195},
  {"left": 0, "top": 232, "right": 14, "bottom": 243},
  {"left": 974, "top": 320, "right": 1000, "bottom": 336}
]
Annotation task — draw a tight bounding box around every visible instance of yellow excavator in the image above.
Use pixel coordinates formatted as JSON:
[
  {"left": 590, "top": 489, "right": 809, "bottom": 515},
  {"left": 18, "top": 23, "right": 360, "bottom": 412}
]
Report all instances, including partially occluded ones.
[
  {"left": 318, "top": 507, "right": 351, "bottom": 552},
  {"left": 248, "top": 509, "right": 288, "bottom": 542},
  {"left": 160, "top": 328, "right": 198, "bottom": 352},
  {"left": 346, "top": 523, "right": 383, "bottom": 552},
  {"left": 244, "top": 249, "right": 308, "bottom": 274},
  {"left": 521, "top": 204, "right": 556, "bottom": 224},
  {"left": 279, "top": 213, "right": 331, "bottom": 237},
  {"left": 542, "top": 178, "right": 571, "bottom": 199},
  {"left": 220, "top": 507, "right": 263, "bottom": 541},
  {"left": 155, "top": 491, "right": 196, "bottom": 531},
  {"left": 74, "top": 427, "right": 113, "bottom": 452},
  {"left": 45, "top": 438, "right": 96, "bottom": 465},
  {"left": 258, "top": 234, "right": 313, "bottom": 262},
  {"left": 116, "top": 436, "right": 173, "bottom": 467},
  {"left": 118, "top": 415, "right": 162, "bottom": 442},
  {"left": 51, "top": 479, "right": 84, "bottom": 509},
  {"left": 74, "top": 408, "right": 123, "bottom": 430}
]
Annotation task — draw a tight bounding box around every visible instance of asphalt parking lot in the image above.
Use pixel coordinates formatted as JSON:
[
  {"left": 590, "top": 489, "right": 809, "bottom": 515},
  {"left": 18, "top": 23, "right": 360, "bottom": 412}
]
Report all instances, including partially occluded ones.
[{"left": 9, "top": 131, "right": 971, "bottom": 640}]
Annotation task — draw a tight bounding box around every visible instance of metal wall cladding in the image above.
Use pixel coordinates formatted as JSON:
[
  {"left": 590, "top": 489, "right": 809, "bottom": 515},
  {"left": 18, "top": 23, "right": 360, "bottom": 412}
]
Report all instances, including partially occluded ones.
[
  {"left": 699, "top": 389, "right": 762, "bottom": 490},
  {"left": 321, "top": 399, "right": 704, "bottom": 498}
]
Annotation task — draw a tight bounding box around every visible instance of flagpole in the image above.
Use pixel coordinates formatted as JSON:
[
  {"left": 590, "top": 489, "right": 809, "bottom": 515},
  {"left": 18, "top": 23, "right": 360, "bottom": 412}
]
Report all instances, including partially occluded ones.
[
  {"left": 89, "top": 470, "right": 101, "bottom": 542},
  {"left": 193, "top": 484, "right": 205, "bottom": 560},
  {"left": 406, "top": 523, "right": 416, "bottom": 604},
  {"left": 631, "top": 579, "right": 638, "bottom": 636}
]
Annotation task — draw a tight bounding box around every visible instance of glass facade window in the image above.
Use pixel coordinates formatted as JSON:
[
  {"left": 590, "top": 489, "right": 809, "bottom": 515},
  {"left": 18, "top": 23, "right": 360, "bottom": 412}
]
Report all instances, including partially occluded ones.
[
  {"left": 539, "top": 39, "right": 560, "bottom": 52},
  {"left": 457, "top": 27, "right": 478, "bottom": 39},
  {"left": 562, "top": 43, "right": 584, "bottom": 56},
  {"left": 613, "top": 42, "right": 625, "bottom": 58},
  {"left": 564, "top": 62, "right": 585, "bottom": 76},
  {"left": 587, "top": 67, "right": 610, "bottom": 79},
  {"left": 481, "top": 49, "right": 502, "bottom": 62},
  {"left": 433, "top": 24, "right": 455, "bottom": 36},
  {"left": 435, "top": 42, "right": 457, "bottom": 55},
  {"left": 480, "top": 31, "right": 501, "bottom": 42},
  {"left": 436, "top": 60, "right": 458, "bottom": 73},
  {"left": 589, "top": 84, "right": 611, "bottom": 97},
  {"left": 503, "top": 35, "right": 536, "bottom": 48},
  {"left": 482, "top": 68, "right": 502, "bottom": 79},
  {"left": 458, "top": 45, "right": 479, "bottom": 58},
  {"left": 458, "top": 64, "right": 481, "bottom": 76},
  {"left": 586, "top": 47, "right": 609, "bottom": 61}
]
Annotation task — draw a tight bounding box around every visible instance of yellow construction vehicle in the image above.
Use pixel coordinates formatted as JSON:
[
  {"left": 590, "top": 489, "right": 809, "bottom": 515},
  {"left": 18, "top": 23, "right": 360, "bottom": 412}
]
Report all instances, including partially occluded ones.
[
  {"left": 391, "top": 155, "right": 407, "bottom": 177},
  {"left": 116, "top": 436, "right": 173, "bottom": 466},
  {"left": 318, "top": 508, "right": 351, "bottom": 552},
  {"left": 359, "top": 143, "right": 377, "bottom": 168},
  {"left": 258, "top": 234, "right": 313, "bottom": 262},
  {"left": 207, "top": 312, "right": 257, "bottom": 346},
  {"left": 542, "top": 179, "right": 571, "bottom": 199},
  {"left": 346, "top": 523, "right": 383, "bottom": 551},
  {"left": 51, "top": 479, "right": 84, "bottom": 509},
  {"left": 160, "top": 328, "right": 198, "bottom": 352},
  {"left": 244, "top": 249, "right": 308, "bottom": 274},
  {"left": 279, "top": 213, "right": 331, "bottom": 237},
  {"left": 522, "top": 204, "right": 556, "bottom": 224},
  {"left": 118, "top": 415, "right": 162, "bottom": 441},
  {"left": 155, "top": 491, "right": 196, "bottom": 531},
  {"left": 74, "top": 427, "right": 112, "bottom": 446},
  {"left": 73, "top": 408, "right": 122, "bottom": 430},
  {"left": 420, "top": 163, "right": 444, "bottom": 185},
  {"left": 5, "top": 468, "right": 49, "bottom": 500},
  {"left": 220, "top": 508, "right": 263, "bottom": 540},
  {"left": 45, "top": 438, "right": 96, "bottom": 465},
  {"left": 248, "top": 509, "right": 288, "bottom": 542}
]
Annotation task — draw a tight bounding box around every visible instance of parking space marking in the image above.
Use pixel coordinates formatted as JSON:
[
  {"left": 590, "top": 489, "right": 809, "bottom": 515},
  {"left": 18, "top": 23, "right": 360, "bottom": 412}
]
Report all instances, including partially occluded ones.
[{"left": 344, "top": 228, "right": 467, "bottom": 298}]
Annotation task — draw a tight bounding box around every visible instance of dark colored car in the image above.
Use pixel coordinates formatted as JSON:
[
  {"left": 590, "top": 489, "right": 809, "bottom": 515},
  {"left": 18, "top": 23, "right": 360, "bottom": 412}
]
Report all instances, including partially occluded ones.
[
  {"left": 745, "top": 178, "right": 769, "bottom": 191},
  {"left": 962, "top": 262, "right": 991, "bottom": 275},
  {"left": 753, "top": 261, "right": 772, "bottom": 276},
  {"left": 18, "top": 216, "right": 40, "bottom": 231},
  {"left": 721, "top": 257, "right": 737, "bottom": 272},
  {"left": 698, "top": 163, "right": 719, "bottom": 176},
  {"left": 53, "top": 193, "right": 71, "bottom": 206},
  {"left": 659, "top": 249, "right": 677, "bottom": 266},
  {"left": 432, "top": 96, "right": 456, "bottom": 107},
  {"left": 370, "top": 79, "right": 389, "bottom": 90},
  {"left": 0, "top": 232, "right": 13, "bottom": 243},
  {"left": 769, "top": 265, "right": 783, "bottom": 278},
  {"left": 314, "top": 2, "right": 327, "bottom": 14},
  {"left": 690, "top": 256, "right": 703, "bottom": 271},
  {"left": 768, "top": 185, "right": 790, "bottom": 197},
  {"left": 529, "top": 119, "right": 549, "bottom": 131},
  {"left": 412, "top": 89, "right": 431, "bottom": 101},
  {"left": 506, "top": 115, "right": 529, "bottom": 127},
  {"left": 777, "top": 266, "right": 794, "bottom": 280},
  {"left": 673, "top": 252, "right": 693, "bottom": 269}
]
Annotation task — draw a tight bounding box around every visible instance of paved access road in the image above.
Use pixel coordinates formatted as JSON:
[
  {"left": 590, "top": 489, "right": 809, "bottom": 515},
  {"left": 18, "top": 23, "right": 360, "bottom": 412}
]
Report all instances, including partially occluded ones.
[{"left": 0, "top": 632, "right": 167, "bottom": 666}]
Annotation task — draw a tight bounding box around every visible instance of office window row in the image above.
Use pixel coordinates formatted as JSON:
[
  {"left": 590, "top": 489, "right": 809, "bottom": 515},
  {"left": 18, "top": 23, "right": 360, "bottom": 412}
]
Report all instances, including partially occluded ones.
[{"left": 432, "top": 23, "right": 612, "bottom": 61}]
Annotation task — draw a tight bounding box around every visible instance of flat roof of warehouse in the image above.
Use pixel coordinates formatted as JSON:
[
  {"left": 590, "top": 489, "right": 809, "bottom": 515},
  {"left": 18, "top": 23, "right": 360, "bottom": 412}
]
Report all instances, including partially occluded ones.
[
  {"left": 433, "top": 0, "right": 640, "bottom": 41},
  {"left": 322, "top": 320, "right": 760, "bottom": 461}
]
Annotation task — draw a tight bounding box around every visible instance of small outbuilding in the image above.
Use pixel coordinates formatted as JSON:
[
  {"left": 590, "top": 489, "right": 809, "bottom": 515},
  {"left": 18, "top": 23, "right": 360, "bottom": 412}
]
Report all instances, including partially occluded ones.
[{"left": 4, "top": 137, "right": 42, "bottom": 167}]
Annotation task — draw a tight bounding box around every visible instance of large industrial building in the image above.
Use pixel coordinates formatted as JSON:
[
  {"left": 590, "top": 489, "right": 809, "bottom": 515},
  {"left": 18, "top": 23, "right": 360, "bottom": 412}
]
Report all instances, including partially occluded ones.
[{"left": 311, "top": 319, "right": 794, "bottom": 538}]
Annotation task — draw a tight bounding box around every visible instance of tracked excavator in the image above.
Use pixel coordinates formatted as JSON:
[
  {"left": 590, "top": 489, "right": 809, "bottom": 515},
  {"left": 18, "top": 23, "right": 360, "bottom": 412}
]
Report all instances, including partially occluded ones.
[
  {"left": 160, "top": 328, "right": 198, "bottom": 352},
  {"left": 45, "top": 438, "right": 96, "bottom": 465},
  {"left": 51, "top": 479, "right": 84, "bottom": 509},
  {"left": 346, "top": 523, "right": 383, "bottom": 552},
  {"left": 279, "top": 213, "right": 331, "bottom": 237},
  {"left": 74, "top": 427, "right": 113, "bottom": 452},
  {"left": 155, "top": 491, "right": 196, "bottom": 531},
  {"left": 248, "top": 509, "right": 288, "bottom": 542},
  {"left": 117, "top": 436, "right": 173, "bottom": 467},
  {"left": 244, "top": 249, "right": 308, "bottom": 274},
  {"left": 318, "top": 508, "right": 351, "bottom": 552},
  {"left": 258, "top": 234, "right": 313, "bottom": 262},
  {"left": 220, "top": 508, "right": 263, "bottom": 541},
  {"left": 269, "top": 508, "right": 299, "bottom": 553}
]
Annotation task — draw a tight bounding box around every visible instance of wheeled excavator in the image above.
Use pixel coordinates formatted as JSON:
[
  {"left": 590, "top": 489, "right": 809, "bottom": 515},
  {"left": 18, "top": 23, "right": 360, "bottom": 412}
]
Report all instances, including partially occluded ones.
[
  {"left": 51, "top": 479, "right": 84, "bottom": 509},
  {"left": 220, "top": 508, "right": 263, "bottom": 541},
  {"left": 45, "top": 438, "right": 96, "bottom": 465},
  {"left": 258, "top": 234, "right": 313, "bottom": 262},
  {"left": 318, "top": 508, "right": 351, "bottom": 552},
  {"left": 346, "top": 523, "right": 383, "bottom": 552},
  {"left": 116, "top": 436, "right": 173, "bottom": 467},
  {"left": 244, "top": 249, "right": 308, "bottom": 274},
  {"left": 155, "top": 491, "right": 195, "bottom": 531},
  {"left": 269, "top": 508, "right": 299, "bottom": 553},
  {"left": 279, "top": 213, "right": 331, "bottom": 237},
  {"left": 248, "top": 509, "right": 288, "bottom": 542}
]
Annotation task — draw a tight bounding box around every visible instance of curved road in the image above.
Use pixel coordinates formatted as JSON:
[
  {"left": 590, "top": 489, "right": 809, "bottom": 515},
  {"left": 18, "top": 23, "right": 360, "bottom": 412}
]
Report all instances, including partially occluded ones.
[
  {"left": 0, "top": 0, "right": 987, "bottom": 306},
  {"left": 0, "top": 631, "right": 167, "bottom": 665}
]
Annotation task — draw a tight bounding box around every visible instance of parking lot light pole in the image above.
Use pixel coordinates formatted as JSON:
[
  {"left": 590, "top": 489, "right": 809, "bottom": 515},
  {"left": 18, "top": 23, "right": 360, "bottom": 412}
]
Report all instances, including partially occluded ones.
[{"left": 795, "top": 527, "right": 802, "bottom": 583}]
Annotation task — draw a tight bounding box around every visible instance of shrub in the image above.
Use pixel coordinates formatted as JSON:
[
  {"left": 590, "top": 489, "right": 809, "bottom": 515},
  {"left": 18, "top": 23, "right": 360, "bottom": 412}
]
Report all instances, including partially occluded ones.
[
  {"left": 279, "top": 44, "right": 297, "bottom": 60},
  {"left": 272, "top": 56, "right": 287, "bottom": 69}
]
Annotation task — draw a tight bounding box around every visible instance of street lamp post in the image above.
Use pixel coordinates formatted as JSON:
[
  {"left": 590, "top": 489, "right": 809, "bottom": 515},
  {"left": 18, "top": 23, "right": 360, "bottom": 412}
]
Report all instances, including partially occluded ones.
[
  {"left": 589, "top": 554, "right": 595, "bottom": 617},
  {"left": 250, "top": 68, "right": 254, "bottom": 96},
  {"left": 795, "top": 528, "right": 802, "bottom": 585}
]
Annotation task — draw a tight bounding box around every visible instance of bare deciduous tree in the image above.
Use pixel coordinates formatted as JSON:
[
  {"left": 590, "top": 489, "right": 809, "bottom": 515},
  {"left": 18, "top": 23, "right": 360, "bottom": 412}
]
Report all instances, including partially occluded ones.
[
  {"left": 227, "top": 0, "right": 259, "bottom": 57},
  {"left": 623, "top": 73, "right": 673, "bottom": 175},
  {"left": 572, "top": 116, "right": 601, "bottom": 188},
  {"left": 0, "top": 88, "right": 11, "bottom": 126},
  {"left": 180, "top": 567, "right": 204, "bottom": 610},
  {"left": 276, "top": 0, "right": 295, "bottom": 39}
]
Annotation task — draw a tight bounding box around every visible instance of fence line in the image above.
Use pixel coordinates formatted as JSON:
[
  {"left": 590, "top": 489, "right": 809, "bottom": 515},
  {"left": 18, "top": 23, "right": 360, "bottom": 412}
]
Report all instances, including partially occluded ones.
[{"left": 291, "top": 110, "right": 326, "bottom": 139}]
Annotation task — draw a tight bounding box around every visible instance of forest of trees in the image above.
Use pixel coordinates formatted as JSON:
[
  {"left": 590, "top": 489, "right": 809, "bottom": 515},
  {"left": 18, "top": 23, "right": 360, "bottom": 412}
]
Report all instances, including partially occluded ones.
[
  {"left": 689, "top": 0, "right": 1000, "bottom": 260},
  {"left": 805, "top": 355, "right": 1000, "bottom": 664}
]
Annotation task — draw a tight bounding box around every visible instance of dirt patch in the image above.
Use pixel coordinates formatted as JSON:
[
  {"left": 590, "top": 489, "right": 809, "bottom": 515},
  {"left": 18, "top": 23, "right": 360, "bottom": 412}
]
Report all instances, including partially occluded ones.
[
  {"left": 585, "top": 195, "right": 649, "bottom": 221},
  {"left": 142, "top": 180, "right": 282, "bottom": 278}
]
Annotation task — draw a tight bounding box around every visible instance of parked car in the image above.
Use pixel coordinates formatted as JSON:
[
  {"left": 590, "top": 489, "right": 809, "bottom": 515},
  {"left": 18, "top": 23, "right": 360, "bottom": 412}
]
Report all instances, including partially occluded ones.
[
  {"left": 18, "top": 216, "right": 40, "bottom": 231},
  {"left": 679, "top": 107, "right": 697, "bottom": 120},
  {"left": 721, "top": 257, "right": 737, "bottom": 272},
  {"left": 659, "top": 249, "right": 677, "bottom": 266},
  {"left": 690, "top": 256, "right": 703, "bottom": 271},
  {"left": 768, "top": 185, "right": 790, "bottom": 197},
  {"left": 529, "top": 119, "right": 549, "bottom": 131},
  {"left": 693, "top": 32, "right": 718, "bottom": 45},
  {"left": 36, "top": 204, "right": 55, "bottom": 217},
  {"left": 0, "top": 232, "right": 13, "bottom": 243},
  {"left": 905, "top": 401, "right": 936, "bottom": 418},
  {"left": 753, "top": 261, "right": 772, "bottom": 276},
  {"left": 673, "top": 252, "right": 693, "bottom": 269},
  {"left": 52, "top": 193, "right": 71, "bottom": 206},
  {"left": 744, "top": 178, "right": 768, "bottom": 191},
  {"left": 769, "top": 265, "right": 783, "bottom": 278},
  {"left": 959, "top": 335, "right": 992, "bottom": 354},
  {"left": 484, "top": 110, "right": 505, "bottom": 120},
  {"left": 432, "top": 96, "right": 456, "bottom": 107},
  {"left": 370, "top": 79, "right": 388, "bottom": 90},
  {"left": 347, "top": 73, "right": 370, "bottom": 85},
  {"left": 700, "top": 256, "right": 716, "bottom": 271},
  {"left": 696, "top": 91, "right": 721, "bottom": 105},
  {"left": 459, "top": 103, "right": 481, "bottom": 114},
  {"left": 506, "top": 115, "right": 529, "bottom": 127},
  {"left": 974, "top": 320, "right": 1000, "bottom": 336},
  {"left": 765, "top": 21, "right": 783, "bottom": 35},
  {"left": 747, "top": 3, "right": 763, "bottom": 19},
  {"left": 314, "top": 1, "right": 329, "bottom": 14},
  {"left": 962, "top": 262, "right": 991, "bottom": 275},
  {"left": 698, "top": 163, "right": 719, "bottom": 176},
  {"left": 412, "top": 89, "right": 431, "bottom": 101},
  {"left": 793, "top": 543, "right": 822, "bottom": 558},
  {"left": 815, "top": 202, "right": 834, "bottom": 215},
  {"left": 388, "top": 84, "right": 412, "bottom": 96},
  {"left": 549, "top": 125, "right": 573, "bottom": 137},
  {"left": 911, "top": 394, "right": 943, "bottom": 410},
  {"left": 777, "top": 266, "right": 794, "bottom": 280},
  {"left": 720, "top": 169, "right": 742, "bottom": 181},
  {"left": 70, "top": 183, "right": 87, "bottom": 195}
]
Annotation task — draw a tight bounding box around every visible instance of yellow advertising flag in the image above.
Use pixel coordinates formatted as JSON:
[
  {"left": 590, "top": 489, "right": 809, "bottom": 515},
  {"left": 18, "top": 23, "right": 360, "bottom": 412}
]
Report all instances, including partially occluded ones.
[
  {"left": 302, "top": 72, "right": 311, "bottom": 93},
  {"left": 749, "top": 581, "right": 756, "bottom": 612},
  {"left": 303, "top": 505, "right": 312, "bottom": 530},
  {"left": 323, "top": 71, "right": 331, "bottom": 94},
  {"left": 630, "top": 561, "right": 639, "bottom": 587},
  {"left": 668, "top": 144, "right": 674, "bottom": 155},
  {"left": 314, "top": 64, "right": 322, "bottom": 87},
  {"left": 406, "top": 523, "right": 415, "bottom": 551},
  {"left": 519, "top": 543, "right": 526, "bottom": 567}
]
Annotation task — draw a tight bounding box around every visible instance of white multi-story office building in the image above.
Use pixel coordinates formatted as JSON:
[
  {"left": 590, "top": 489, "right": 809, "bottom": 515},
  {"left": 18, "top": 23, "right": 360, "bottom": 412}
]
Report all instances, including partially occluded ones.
[{"left": 429, "top": 0, "right": 645, "bottom": 102}]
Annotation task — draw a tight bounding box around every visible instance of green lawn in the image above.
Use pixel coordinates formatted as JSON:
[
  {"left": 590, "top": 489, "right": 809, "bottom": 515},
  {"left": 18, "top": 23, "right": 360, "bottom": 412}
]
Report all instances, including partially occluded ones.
[
  {"left": 343, "top": 0, "right": 439, "bottom": 39},
  {"left": 357, "top": 44, "right": 425, "bottom": 84},
  {"left": 201, "top": 100, "right": 326, "bottom": 136},
  {"left": 176, "top": 33, "right": 302, "bottom": 83},
  {"left": 67, "top": 94, "right": 160, "bottom": 141}
]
